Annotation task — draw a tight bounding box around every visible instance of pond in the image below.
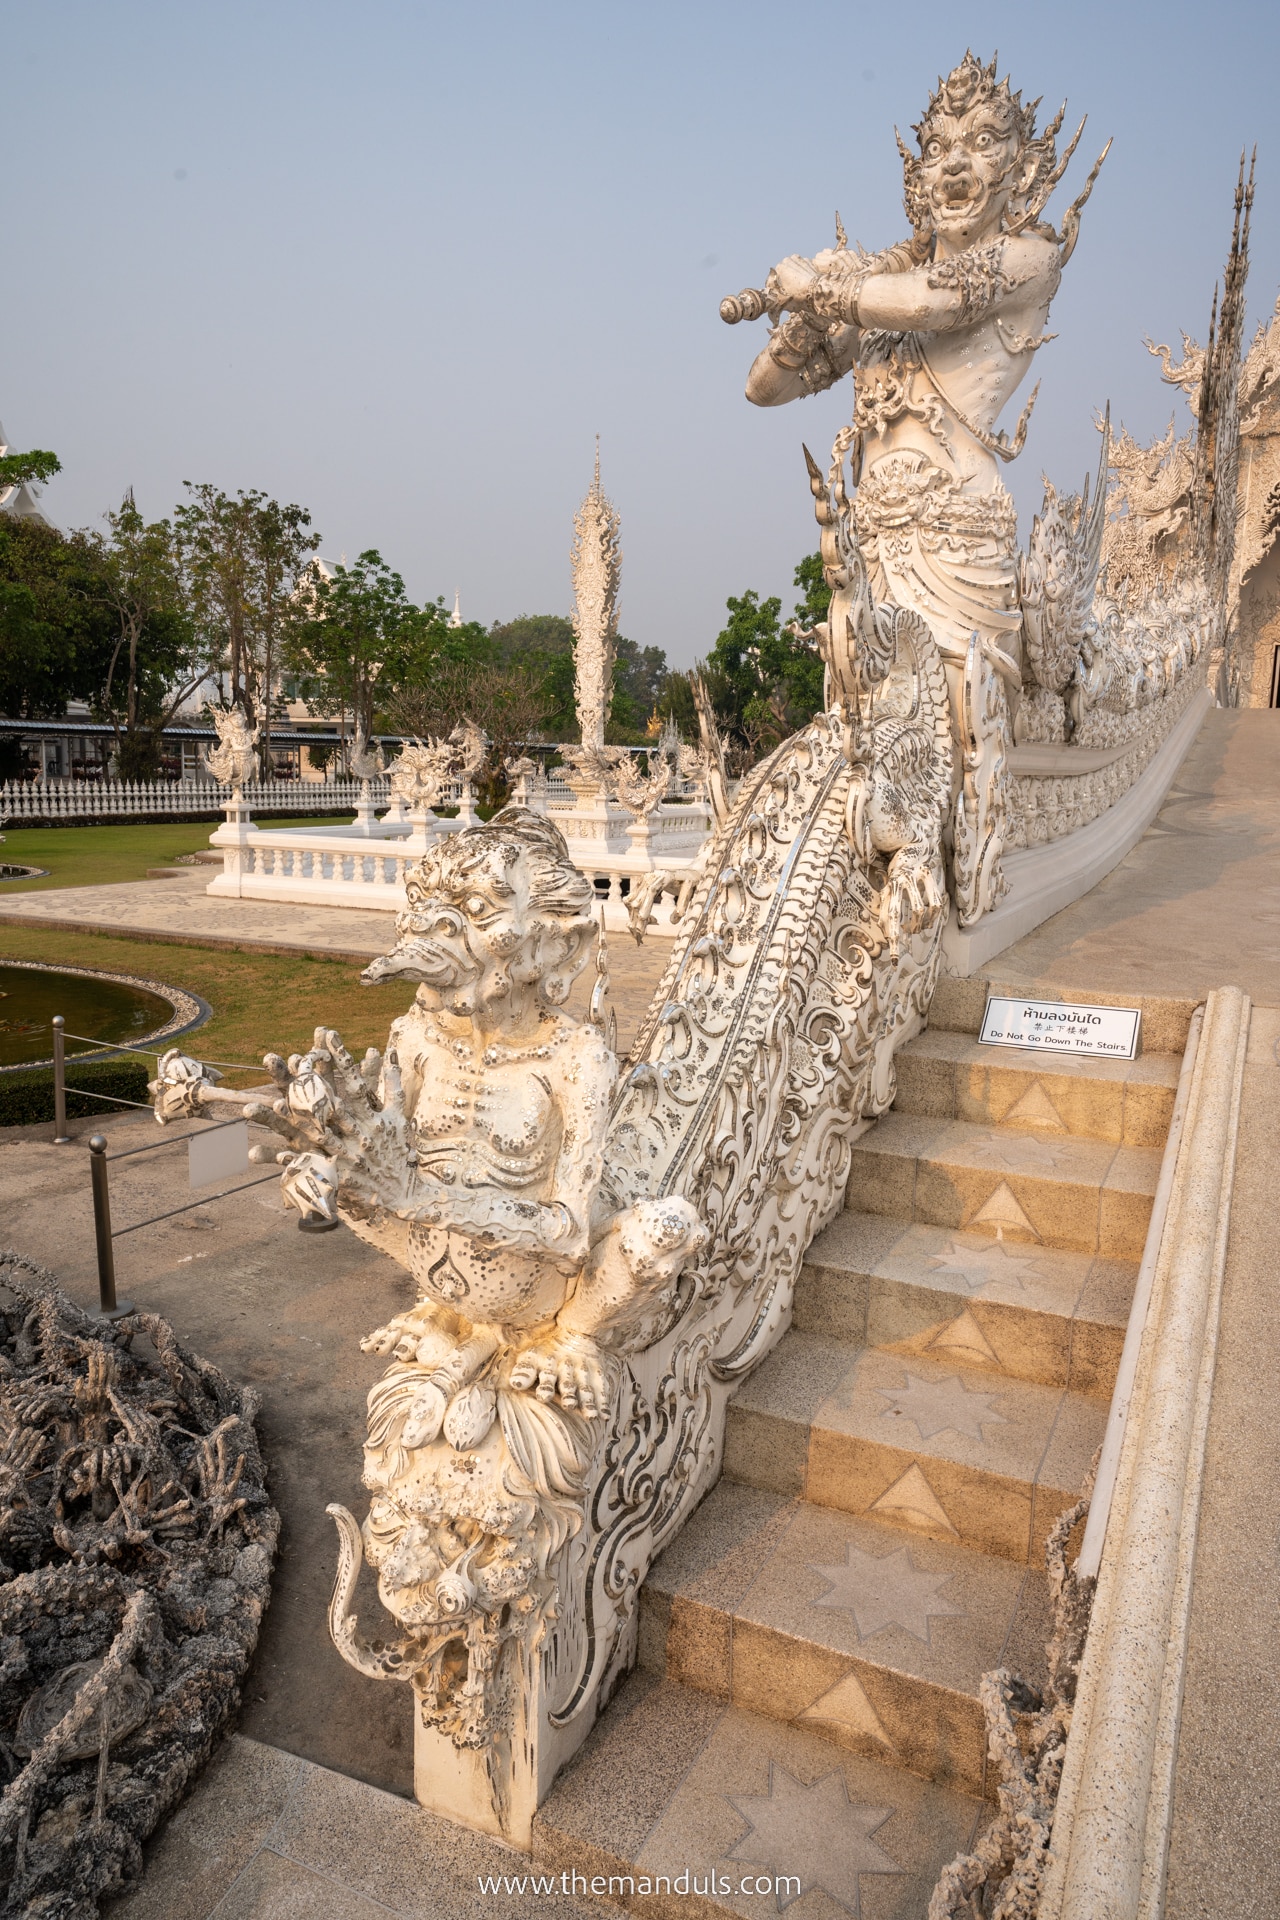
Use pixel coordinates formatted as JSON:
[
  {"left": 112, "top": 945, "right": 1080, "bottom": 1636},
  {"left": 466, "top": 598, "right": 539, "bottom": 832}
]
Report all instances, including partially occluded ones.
[{"left": 0, "top": 964, "right": 180, "bottom": 1069}]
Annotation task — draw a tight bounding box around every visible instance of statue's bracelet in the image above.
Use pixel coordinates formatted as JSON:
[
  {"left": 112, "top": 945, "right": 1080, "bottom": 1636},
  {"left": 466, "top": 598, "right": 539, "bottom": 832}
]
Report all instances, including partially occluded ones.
[{"left": 809, "top": 276, "right": 860, "bottom": 326}]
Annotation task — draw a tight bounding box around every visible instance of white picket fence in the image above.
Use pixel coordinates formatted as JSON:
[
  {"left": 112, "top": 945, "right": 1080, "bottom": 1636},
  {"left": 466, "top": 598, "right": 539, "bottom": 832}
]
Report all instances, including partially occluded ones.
[{"left": 0, "top": 777, "right": 393, "bottom": 823}]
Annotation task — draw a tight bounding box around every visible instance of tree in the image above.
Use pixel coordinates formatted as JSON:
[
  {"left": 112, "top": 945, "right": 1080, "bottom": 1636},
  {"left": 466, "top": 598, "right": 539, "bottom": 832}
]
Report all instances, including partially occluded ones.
[
  {"left": 0, "top": 447, "right": 61, "bottom": 498},
  {"left": 387, "top": 659, "right": 552, "bottom": 807},
  {"left": 791, "top": 550, "right": 832, "bottom": 631},
  {"left": 85, "top": 494, "right": 209, "bottom": 779},
  {"left": 489, "top": 615, "right": 576, "bottom": 736},
  {"left": 701, "top": 552, "right": 828, "bottom": 761},
  {"left": 484, "top": 615, "right": 672, "bottom": 743},
  {"left": 174, "top": 485, "right": 319, "bottom": 771},
  {"left": 611, "top": 636, "right": 671, "bottom": 739},
  {"left": 286, "top": 550, "right": 420, "bottom": 750},
  {"left": 0, "top": 518, "right": 116, "bottom": 730}
]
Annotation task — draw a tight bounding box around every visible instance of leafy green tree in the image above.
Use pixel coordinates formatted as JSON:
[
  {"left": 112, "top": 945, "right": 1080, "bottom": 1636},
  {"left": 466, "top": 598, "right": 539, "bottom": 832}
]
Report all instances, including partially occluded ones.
[
  {"left": 0, "top": 446, "right": 61, "bottom": 498},
  {"left": 611, "top": 636, "right": 671, "bottom": 739},
  {"left": 702, "top": 551, "right": 828, "bottom": 760},
  {"left": 0, "top": 519, "right": 116, "bottom": 728},
  {"left": 791, "top": 550, "right": 832, "bottom": 631},
  {"left": 174, "top": 485, "right": 319, "bottom": 771},
  {"left": 85, "top": 494, "right": 209, "bottom": 779},
  {"left": 286, "top": 550, "right": 422, "bottom": 748},
  {"left": 483, "top": 616, "right": 672, "bottom": 744},
  {"left": 489, "top": 615, "right": 577, "bottom": 736}
]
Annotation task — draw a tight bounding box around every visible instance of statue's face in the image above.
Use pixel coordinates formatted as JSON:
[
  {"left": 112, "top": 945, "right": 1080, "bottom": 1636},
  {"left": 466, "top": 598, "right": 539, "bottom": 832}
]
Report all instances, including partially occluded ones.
[
  {"left": 917, "top": 103, "right": 1025, "bottom": 244},
  {"left": 365, "top": 843, "right": 590, "bottom": 1018},
  {"left": 397, "top": 848, "right": 529, "bottom": 1015}
]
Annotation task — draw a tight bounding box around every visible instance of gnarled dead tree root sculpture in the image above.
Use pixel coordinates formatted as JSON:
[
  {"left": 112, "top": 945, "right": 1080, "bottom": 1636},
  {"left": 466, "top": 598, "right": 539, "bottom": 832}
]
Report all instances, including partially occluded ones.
[
  {"left": 927, "top": 1452, "right": 1099, "bottom": 1920},
  {"left": 0, "top": 1253, "right": 279, "bottom": 1919}
]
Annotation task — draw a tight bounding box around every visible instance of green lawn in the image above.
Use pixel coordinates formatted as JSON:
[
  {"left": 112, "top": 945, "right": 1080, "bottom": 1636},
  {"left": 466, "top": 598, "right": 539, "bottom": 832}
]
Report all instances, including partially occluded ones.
[
  {"left": 0, "top": 818, "right": 356, "bottom": 892},
  {"left": 0, "top": 921, "right": 411, "bottom": 1088}
]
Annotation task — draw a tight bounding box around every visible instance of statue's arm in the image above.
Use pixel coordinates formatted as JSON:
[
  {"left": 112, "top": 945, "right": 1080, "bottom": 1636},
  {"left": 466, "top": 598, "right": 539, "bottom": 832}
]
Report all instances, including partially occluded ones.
[
  {"left": 821, "top": 234, "right": 1060, "bottom": 335},
  {"left": 746, "top": 318, "right": 858, "bottom": 408}
]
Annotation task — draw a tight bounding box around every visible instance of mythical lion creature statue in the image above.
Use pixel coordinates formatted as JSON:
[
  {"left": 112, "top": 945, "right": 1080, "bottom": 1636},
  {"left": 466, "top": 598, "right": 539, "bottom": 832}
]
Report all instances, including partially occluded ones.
[{"left": 151, "top": 810, "right": 705, "bottom": 1791}]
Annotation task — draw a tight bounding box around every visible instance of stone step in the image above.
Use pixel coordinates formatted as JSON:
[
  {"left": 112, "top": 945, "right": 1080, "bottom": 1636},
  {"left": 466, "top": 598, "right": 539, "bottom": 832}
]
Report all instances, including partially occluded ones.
[
  {"left": 639, "top": 1481, "right": 1050, "bottom": 1800},
  {"left": 926, "top": 975, "right": 1197, "bottom": 1054},
  {"left": 891, "top": 1027, "right": 1179, "bottom": 1146},
  {"left": 533, "top": 1670, "right": 986, "bottom": 1918},
  {"left": 797, "top": 1211, "right": 1134, "bottom": 1397},
  {"left": 722, "top": 1330, "right": 1106, "bottom": 1566},
  {"left": 847, "top": 1111, "right": 1161, "bottom": 1259}
]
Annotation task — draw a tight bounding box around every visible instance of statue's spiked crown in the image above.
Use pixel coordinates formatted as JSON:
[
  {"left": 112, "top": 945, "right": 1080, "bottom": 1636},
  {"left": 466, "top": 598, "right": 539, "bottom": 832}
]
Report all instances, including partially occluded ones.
[{"left": 913, "top": 51, "right": 1037, "bottom": 150}]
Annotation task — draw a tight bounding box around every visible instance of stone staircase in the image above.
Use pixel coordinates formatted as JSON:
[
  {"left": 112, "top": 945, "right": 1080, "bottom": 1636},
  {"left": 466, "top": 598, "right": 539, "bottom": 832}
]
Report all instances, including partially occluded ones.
[{"left": 531, "top": 983, "right": 1192, "bottom": 1917}]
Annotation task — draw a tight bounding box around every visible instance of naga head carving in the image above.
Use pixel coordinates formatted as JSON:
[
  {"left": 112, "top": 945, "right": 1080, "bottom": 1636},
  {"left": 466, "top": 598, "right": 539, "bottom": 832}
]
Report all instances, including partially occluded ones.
[{"left": 363, "top": 808, "right": 598, "bottom": 1018}]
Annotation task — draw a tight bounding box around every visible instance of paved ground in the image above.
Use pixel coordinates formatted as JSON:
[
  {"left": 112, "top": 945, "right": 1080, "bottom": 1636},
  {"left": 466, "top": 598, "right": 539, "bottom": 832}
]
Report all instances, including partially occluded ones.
[
  {"left": 107, "top": 1736, "right": 609, "bottom": 1920},
  {"left": 990, "top": 710, "right": 1280, "bottom": 1006},
  {"left": 0, "top": 867, "right": 394, "bottom": 962},
  {"left": 1, "top": 1104, "right": 425, "bottom": 1796}
]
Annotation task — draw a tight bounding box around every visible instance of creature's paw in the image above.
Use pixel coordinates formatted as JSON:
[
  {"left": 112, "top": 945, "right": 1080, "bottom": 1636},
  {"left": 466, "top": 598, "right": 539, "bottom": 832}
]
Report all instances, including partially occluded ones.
[{"left": 509, "top": 1332, "right": 613, "bottom": 1417}]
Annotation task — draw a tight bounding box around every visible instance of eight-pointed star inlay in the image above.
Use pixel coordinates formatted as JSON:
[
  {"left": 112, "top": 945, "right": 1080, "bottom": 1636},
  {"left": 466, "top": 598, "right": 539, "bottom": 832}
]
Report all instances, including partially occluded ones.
[
  {"left": 725, "top": 1763, "right": 901, "bottom": 1913},
  {"left": 810, "top": 1540, "right": 967, "bottom": 1642},
  {"left": 876, "top": 1370, "right": 1008, "bottom": 1442},
  {"left": 925, "top": 1236, "right": 1048, "bottom": 1294}
]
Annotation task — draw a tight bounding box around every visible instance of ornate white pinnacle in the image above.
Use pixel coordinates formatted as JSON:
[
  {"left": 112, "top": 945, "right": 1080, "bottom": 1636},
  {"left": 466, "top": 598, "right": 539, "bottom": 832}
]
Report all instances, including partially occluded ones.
[{"left": 570, "top": 442, "right": 621, "bottom": 752}]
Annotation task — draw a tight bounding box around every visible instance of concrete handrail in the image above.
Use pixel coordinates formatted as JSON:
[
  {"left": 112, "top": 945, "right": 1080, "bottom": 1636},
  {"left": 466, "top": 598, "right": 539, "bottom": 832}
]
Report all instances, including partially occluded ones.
[
  {"left": 1041, "top": 984, "right": 1250, "bottom": 1919},
  {"left": 1075, "top": 1003, "right": 1204, "bottom": 1582}
]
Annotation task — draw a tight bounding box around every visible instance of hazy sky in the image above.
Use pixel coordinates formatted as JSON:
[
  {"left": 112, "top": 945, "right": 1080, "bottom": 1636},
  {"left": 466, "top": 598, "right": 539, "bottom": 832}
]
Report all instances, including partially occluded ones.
[{"left": 5, "top": 0, "right": 1278, "bottom": 666}]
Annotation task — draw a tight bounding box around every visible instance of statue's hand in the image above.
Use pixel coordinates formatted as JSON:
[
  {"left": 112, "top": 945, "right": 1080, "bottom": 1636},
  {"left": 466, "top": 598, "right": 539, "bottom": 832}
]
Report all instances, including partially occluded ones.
[
  {"left": 883, "top": 846, "right": 945, "bottom": 954},
  {"left": 766, "top": 253, "right": 819, "bottom": 310},
  {"left": 509, "top": 1331, "right": 614, "bottom": 1418},
  {"left": 244, "top": 1026, "right": 383, "bottom": 1156},
  {"left": 328, "top": 1048, "right": 441, "bottom": 1221}
]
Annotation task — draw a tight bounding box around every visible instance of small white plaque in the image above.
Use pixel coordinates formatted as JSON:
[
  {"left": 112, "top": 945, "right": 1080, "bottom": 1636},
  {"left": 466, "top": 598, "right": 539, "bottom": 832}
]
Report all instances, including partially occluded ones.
[
  {"left": 189, "top": 1122, "right": 249, "bottom": 1190},
  {"left": 979, "top": 996, "right": 1141, "bottom": 1060}
]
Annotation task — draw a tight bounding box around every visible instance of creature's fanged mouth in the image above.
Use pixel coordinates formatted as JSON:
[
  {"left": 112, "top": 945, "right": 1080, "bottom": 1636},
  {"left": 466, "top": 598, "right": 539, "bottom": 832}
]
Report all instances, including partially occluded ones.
[
  {"left": 362, "top": 939, "right": 477, "bottom": 986},
  {"left": 938, "top": 177, "right": 980, "bottom": 208}
]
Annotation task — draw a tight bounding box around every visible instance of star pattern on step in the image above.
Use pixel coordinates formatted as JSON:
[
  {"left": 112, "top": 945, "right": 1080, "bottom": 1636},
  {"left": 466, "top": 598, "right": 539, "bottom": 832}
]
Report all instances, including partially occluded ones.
[
  {"left": 876, "top": 1370, "right": 1008, "bottom": 1442},
  {"left": 725, "top": 1763, "right": 901, "bottom": 1913},
  {"left": 810, "top": 1540, "right": 966, "bottom": 1642},
  {"left": 967, "top": 1128, "right": 1066, "bottom": 1171},
  {"left": 925, "top": 1236, "right": 1047, "bottom": 1294}
]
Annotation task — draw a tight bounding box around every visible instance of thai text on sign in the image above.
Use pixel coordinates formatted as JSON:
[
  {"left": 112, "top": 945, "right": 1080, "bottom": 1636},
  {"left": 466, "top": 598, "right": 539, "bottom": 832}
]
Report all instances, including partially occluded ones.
[{"left": 978, "top": 996, "right": 1141, "bottom": 1060}]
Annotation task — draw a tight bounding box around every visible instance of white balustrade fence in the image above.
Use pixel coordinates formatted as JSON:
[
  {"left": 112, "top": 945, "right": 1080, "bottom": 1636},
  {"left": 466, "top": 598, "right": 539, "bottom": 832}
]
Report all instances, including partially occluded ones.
[
  {"left": 0, "top": 769, "right": 704, "bottom": 824},
  {"left": 207, "top": 790, "right": 712, "bottom": 936},
  {"left": 0, "top": 777, "right": 394, "bottom": 823}
]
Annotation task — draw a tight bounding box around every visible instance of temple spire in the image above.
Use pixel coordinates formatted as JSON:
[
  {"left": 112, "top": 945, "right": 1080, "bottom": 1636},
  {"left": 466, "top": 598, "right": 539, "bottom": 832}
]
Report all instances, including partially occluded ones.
[{"left": 570, "top": 444, "right": 621, "bottom": 753}]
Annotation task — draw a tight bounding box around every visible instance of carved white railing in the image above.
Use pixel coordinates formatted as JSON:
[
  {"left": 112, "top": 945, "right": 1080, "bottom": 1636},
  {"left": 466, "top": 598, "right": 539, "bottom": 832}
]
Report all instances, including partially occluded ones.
[
  {"left": 206, "top": 801, "right": 708, "bottom": 934},
  {"left": 0, "top": 769, "right": 704, "bottom": 825},
  {"left": 0, "top": 776, "right": 392, "bottom": 821}
]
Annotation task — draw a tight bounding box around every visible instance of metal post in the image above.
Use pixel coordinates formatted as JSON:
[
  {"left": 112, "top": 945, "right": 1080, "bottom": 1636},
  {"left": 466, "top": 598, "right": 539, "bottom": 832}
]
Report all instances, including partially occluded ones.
[
  {"left": 87, "top": 1136, "right": 133, "bottom": 1319},
  {"left": 52, "top": 1016, "right": 70, "bottom": 1144}
]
